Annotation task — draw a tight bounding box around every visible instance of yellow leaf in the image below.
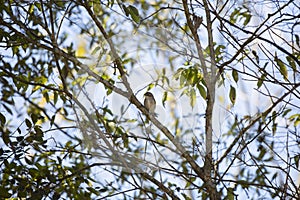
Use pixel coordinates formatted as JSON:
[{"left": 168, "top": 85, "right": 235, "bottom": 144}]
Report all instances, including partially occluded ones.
[{"left": 75, "top": 41, "right": 86, "bottom": 57}]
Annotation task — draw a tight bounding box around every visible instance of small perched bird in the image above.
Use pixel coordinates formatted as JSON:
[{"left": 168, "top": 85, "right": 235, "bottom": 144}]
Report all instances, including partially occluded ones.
[{"left": 144, "top": 92, "right": 156, "bottom": 115}]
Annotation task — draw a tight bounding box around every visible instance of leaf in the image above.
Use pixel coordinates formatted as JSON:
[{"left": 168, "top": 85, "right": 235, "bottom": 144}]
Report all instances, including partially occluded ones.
[
  {"left": 271, "top": 172, "right": 278, "bottom": 181},
  {"left": 229, "top": 86, "right": 236, "bottom": 105},
  {"left": 190, "top": 88, "right": 196, "bottom": 108},
  {"left": 42, "top": 90, "right": 49, "bottom": 103},
  {"left": 286, "top": 56, "right": 296, "bottom": 72},
  {"left": 232, "top": 69, "right": 239, "bottom": 83},
  {"left": 147, "top": 83, "right": 154, "bottom": 90},
  {"left": 0, "top": 112, "right": 6, "bottom": 125},
  {"left": 252, "top": 50, "right": 259, "bottom": 63},
  {"left": 28, "top": 3, "right": 34, "bottom": 14},
  {"left": 31, "top": 113, "right": 39, "bottom": 124},
  {"left": 25, "top": 119, "right": 32, "bottom": 128},
  {"left": 188, "top": 67, "right": 198, "bottom": 86},
  {"left": 3, "top": 104, "right": 12, "bottom": 115},
  {"left": 173, "top": 68, "right": 184, "bottom": 80},
  {"left": 50, "top": 115, "right": 55, "bottom": 126},
  {"left": 295, "top": 34, "right": 300, "bottom": 47},
  {"left": 128, "top": 5, "right": 140, "bottom": 23},
  {"left": 229, "top": 8, "right": 240, "bottom": 24},
  {"left": 91, "top": 46, "right": 101, "bottom": 55},
  {"left": 34, "top": 2, "right": 42, "bottom": 11},
  {"left": 34, "top": 76, "right": 47, "bottom": 84},
  {"left": 34, "top": 126, "right": 43, "bottom": 135},
  {"left": 242, "top": 11, "right": 252, "bottom": 26},
  {"left": 295, "top": 155, "right": 300, "bottom": 168},
  {"left": 271, "top": 111, "right": 277, "bottom": 135},
  {"left": 215, "top": 45, "right": 225, "bottom": 62},
  {"left": 53, "top": 91, "right": 58, "bottom": 105},
  {"left": 282, "top": 108, "right": 291, "bottom": 117},
  {"left": 162, "top": 91, "right": 168, "bottom": 108},
  {"left": 290, "top": 114, "right": 300, "bottom": 126},
  {"left": 227, "top": 187, "right": 235, "bottom": 200},
  {"left": 2, "top": 132, "right": 10, "bottom": 145},
  {"left": 93, "top": 1, "right": 102, "bottom": 15},
  {"left": 274, "top": 55, "right": 288, "bottom": 80},
  {"left": 197, "top": 84, "right": 206, "bottom": 99},
  {"left": 257, "top": 72, "right": 266, "bottom": 89},
  {"left": 0, "top": 186, "right": 11, "bottom": 198},
  {"left": 123, "top": 5, "right": 130, "bottom": 16},
  {"left": 179, "top": 72, "right": 186, "bottom": 87},
  {"left": 258, "top": 146, "right": 266, "bottom": 160}
]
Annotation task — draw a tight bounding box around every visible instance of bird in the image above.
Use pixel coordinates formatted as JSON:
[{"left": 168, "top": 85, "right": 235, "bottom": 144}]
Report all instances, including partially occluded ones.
[{"left": 144, "top": 92, "right": 156, "bottom": 116}]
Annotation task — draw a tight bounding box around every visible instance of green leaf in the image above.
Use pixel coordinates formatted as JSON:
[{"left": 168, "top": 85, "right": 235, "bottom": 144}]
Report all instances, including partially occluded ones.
[
  {"left": 190, "top": 88, "right": 196, "bottom": 108},
  {"left": 31, "top": 113, "right": 39, "bottom": 124},
  {"left": 232, "top": 69, "right": 239, "bottom": 83},
  {"left": 106, "top": 88, "right": 112, "bottom": 95},
  {"left": 289, "top": 114, "right": 300, "bottom": 126},
  {"left": 295, "top": 155, "right": 300, "bottom": 168},
  {"left": 257, "top": 71, "right": 266, "bottom": 89},
  {"left": 0, "top": 186, "right": 11, "bottom": 198},
  {"left": 282, "top": 108, "right": 291, "bottom": 117},
  {"left": 215, "top": 45, "right": 225, "bottom": 62},
  {"left": 197, "top": 84, "right": 206, "bottom": 99},
  {"left": 128, "top": 5, "right": 140, "bottom": 23},
  {"left": 91, "top": 46, "right": 101, "bottom": 55},
  {"left": 242, "top": 11, "right": 252, "bottom": 26},
  {"left": 25, "top": 118, "right": 32, "bottom": 128},
  {"left": 35, "top": 75, "right": 47, "bottom": 84},
  {"left": 229, "top": 86, "right": 236, "bottom": 105},
  {"left": 0, "top": 112, "right": 6, "bottom": 125},
  {"left": 34, "top": 2, "right": 42, "bottom": 11},
  {"left": 28, "top": 3, "right": 34, "bottom": 14},
  {"left": 227, "top": 187, "right": 235, "bottom": 200},
  {"left": 179, "top": 72, "right": 186, "bottom": 87},
  {"left": 93, "top": 1, "right": 102, "bottom": 15},
  {"left": 123, "top": 5, "right": 130, "bottom": 16},
  {"left": 42, "top": 90, "right": 49, "bottom": 103},
  {"left": 54, "top": 91, "right": 58, "bottom": 105},
  {"left": 162, "top": 91, "right": 168, "bottom": 108},
  {"left": 173, "top": 68, "right": 184, "bottom": 80},
  {"left": 258, "top": 146, "right": 266, "bottom": 160},
  {"left": 271, "top": 111, "right": 277, "bottom": 135},
  {"left": 274, "top": 55, "right": 288, "bottom": 80},
  {"left": 229, "top": 8, "right": 240, "bottom": 24},
  {"left": 2, "top": 132, "right": 10, "bottom": 145},
  {"left": 271, "top": 172, "right": 278, "bottom": 181},
  {"left": 286, "top": 56, "right": 296, "bottom": 72},
  {"left": 34, "top": 126, "right": 43, "bottom": 135},
  {"left": 147, "top": 83, "right": 154, "bottom": 90}
]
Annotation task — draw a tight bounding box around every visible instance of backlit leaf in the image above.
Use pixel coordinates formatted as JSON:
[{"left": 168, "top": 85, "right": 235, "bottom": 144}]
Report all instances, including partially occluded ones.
[
  {"left": 162, "top": 91, "right": 168, "bottom": 108},
  {"left": 190, "top": 88, "right": 196, "bottom": 108},
  {"left": 128, "top": 5, "right": 140, "bottom": 23},
  {"left": 197, "top": 84, "right": 206, "bottom": 99},
  {"left": 229, "top": 86, "right": 236, "bottom": 105},
  {"left": 232, "top": 69, "right": 239, "bottom": 83},
  {"left": 286, "top": 56, "right": 296, "bottom": 72},
  {"left": 257, "top": 73, "right": 265, "bottom": 89},
  {"left": 275, "top": 55, "right": 288, "bottom": 80}
]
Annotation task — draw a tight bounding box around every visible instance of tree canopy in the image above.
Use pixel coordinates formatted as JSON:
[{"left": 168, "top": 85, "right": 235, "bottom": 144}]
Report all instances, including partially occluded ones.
[{"left": 0, "top": 0, "right": 299, "bottom": 199}]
